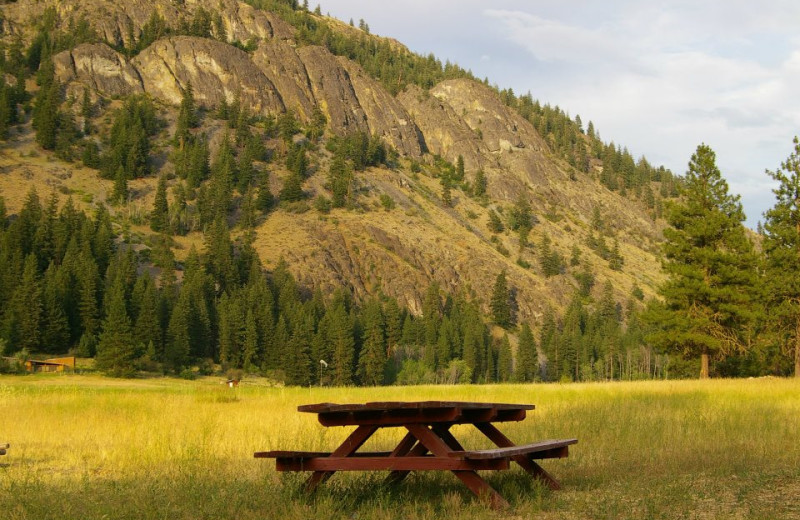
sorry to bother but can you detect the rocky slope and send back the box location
[0,0,668,323]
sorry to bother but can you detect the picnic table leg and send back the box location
[474,422,561,490]
[385,424,459,485]
[305,424,378,492]
[405,424,509,509]
[384,431,428,485]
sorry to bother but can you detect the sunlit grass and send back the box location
[1,375,799,519]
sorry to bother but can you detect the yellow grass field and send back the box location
[1,375,799,519]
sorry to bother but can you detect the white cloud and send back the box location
[319,0,800,225]
[482,4,800,224]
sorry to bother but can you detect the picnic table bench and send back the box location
[255,401,577,509]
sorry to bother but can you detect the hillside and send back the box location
[0,0,682,383]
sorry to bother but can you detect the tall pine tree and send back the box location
[763,136,800,377]
[644,144,759,378]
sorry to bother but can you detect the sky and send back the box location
[317,1,800,227]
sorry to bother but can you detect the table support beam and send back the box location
[305,424,378,492]
[405,424,508,509]
[475,422,561,490]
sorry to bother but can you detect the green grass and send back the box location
[1,376,799,519]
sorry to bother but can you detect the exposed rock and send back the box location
[253,40,317,121]
[213,0,295,42]
[0,0,293,48]
[53,43,144,98]
[132,36,284,113]
[398,84,488,170]
[296,45,368,136]
[339,58,422,157]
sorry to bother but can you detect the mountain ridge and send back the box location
[0,0,672,325]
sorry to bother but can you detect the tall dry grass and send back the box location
[1,375,799,519]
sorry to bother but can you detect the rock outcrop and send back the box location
[0,0,294,48]
[53,43,144,98]
[398,84,488,170]
[132,36,284,113]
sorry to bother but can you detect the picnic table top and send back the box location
[298,401,535,414]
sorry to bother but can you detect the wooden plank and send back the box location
[275,456,509,472]
[255,451,393,459]
[453,470,510,510]
[298,401,534,414]
[448,439,578,460]
[317,407,461,427]
[385,433,430,485]
[406,424,509,509]
[474,423,567,490]
[304,424,378,492]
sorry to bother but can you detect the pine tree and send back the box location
[490,271,511,328]
[328,300,355,385]
[763,136,800,377]
[644,144,760,378]
[112,166,128,205]
[497,334,513,382]
[41,263,70,353]
[4,254,42,352]
[455,155,465,182]
[279,170,305,202]
[514,322,537,382]
[96,277,137,377]
[358,298,386,385]
[473,169,487,197]
[150,175,169,232]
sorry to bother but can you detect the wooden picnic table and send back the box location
[255,401,577,509]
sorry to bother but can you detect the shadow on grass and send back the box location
[2,467,555,520]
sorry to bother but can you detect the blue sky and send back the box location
[318,1,800,227]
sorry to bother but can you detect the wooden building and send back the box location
[24,357,76,373]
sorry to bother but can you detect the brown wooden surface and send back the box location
[304,424,377,492]
[298,401,535,414]
[275,456,510,472]
[309,402,530,427]
[474,422,564,490]
[448,439,578,460]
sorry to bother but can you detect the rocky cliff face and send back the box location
[133,36,284,113]
[0,0,293,48]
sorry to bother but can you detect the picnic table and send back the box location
[255,401,577,508]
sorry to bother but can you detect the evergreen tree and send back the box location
[358,298,386,385]
[96,277,137,377]
[455,155,465,182]
[497,334,512,382]
[279,170,305,202]
[763,136,800,377]
[514,322,537,382]
[2,254,42,352]
[150,175,169,232]
[644,144,759,378]
[473,169,487,197]
[175,82,198,147]
[41,263,70,353]
[328,299,355,385]
[490,271,511,328]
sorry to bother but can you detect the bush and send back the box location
[379,193,395,210]
[396,359,435,385]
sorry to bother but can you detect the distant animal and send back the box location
[226,379,240,388]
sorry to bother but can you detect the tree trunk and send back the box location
[795,325,800,378]
[700,353,710,379]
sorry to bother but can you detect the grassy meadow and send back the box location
[1,375,799,520]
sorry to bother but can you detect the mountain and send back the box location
[0,0,675,327]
